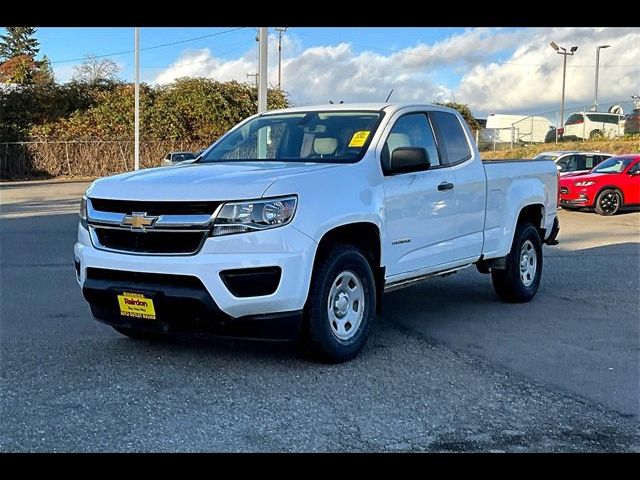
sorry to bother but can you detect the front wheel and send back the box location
[303,244,376,363]
[491,222,543,303]
[595,189,621,216]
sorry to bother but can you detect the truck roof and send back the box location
[263,102,448,115]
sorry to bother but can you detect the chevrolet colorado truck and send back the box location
[75,103,559,362]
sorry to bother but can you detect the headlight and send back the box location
[211,196,297,237]
[575,181,596,186]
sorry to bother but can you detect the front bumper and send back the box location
[74,223,317,337]
[83,272,303,340]
[559,187,593,208]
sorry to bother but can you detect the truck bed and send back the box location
[481,158,558,259]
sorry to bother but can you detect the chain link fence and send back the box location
[476,97,637,152]
[0,139,205,179]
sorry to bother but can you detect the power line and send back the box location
[50,27,248,64]
[140,40,256,71]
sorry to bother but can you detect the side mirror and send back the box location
[387,147,431,174]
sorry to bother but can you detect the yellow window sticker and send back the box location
[348,131,371,148]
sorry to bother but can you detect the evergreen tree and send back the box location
[0,27,40,61]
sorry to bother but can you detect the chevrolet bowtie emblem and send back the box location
[121,212,157,231]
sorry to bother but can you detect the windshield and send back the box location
[591,157,634,174]
[200,111,382,164]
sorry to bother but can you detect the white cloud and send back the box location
[153,27,640,117]
[53,64,77,83]
[455,27,640,116]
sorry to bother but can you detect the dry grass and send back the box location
[482,136,640,159]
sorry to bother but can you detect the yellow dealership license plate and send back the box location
[117,292,156,320]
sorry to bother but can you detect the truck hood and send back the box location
[560,171,618,186]
[87,161,340,201]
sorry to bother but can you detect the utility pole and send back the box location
[593,45,610,111]
[275,27,287,90]
[134,27,140,171]
[550,42,578,141]
[257,27,268,113]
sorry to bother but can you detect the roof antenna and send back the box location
[385,89,394,102]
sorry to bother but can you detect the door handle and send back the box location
[438,181,455,191]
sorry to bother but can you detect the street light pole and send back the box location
[550,42,578,142]
[134,27,140,171]
[275,27,287,90]
[257,27,268,114]
[593,45,610,111]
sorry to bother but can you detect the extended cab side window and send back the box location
[429,111,472,165]
[381,113,441,171]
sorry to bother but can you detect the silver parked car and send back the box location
[533,151,612,176]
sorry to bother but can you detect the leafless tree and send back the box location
[73,55,119,84]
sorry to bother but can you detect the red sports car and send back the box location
[559,154,640,215]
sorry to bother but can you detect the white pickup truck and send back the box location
[75,103,559,362]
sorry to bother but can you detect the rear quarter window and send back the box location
[586,113,621,124]
[565,113,584,125]
[430,111,472,165]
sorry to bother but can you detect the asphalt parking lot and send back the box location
[1,180,639,452]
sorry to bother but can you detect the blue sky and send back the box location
[21,27,640,118]
[39,27,470,83]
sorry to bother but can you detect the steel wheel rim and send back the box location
[327,270,365,341]
[519,240,537,287]
[600,192,619,214]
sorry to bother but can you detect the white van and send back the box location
[562,112,624,140]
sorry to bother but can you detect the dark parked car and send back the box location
[161,151,196,166]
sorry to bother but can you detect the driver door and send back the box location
[381,112,458,277]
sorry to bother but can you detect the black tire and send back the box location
[595,189,621,216]
[303,244,376,363]
[589,129,604,139]
[112,326,159,340]
[491,222,543,303]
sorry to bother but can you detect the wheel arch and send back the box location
[595,185,625,206]
[308,222,384,312]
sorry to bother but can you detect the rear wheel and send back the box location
[589,129,604,139]
[595,189,621,216]
[491,222,543,303]
[303,244,376,363]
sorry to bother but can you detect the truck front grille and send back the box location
[89,199,220,216]
[87,198,218,255]
[92,228,206,255]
